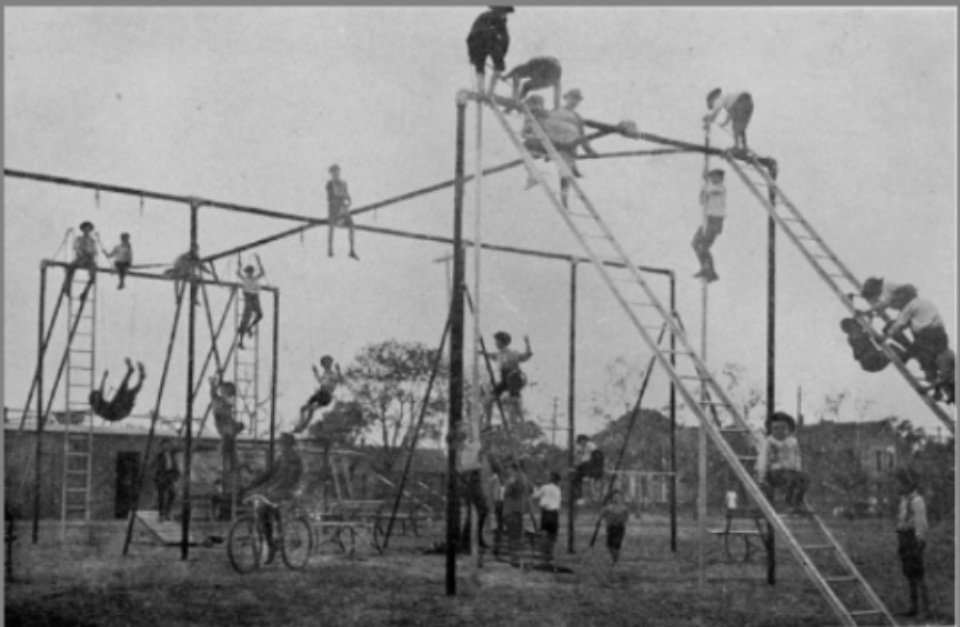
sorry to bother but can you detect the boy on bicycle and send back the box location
[243,433,304,563]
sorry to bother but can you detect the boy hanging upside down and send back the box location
[88,358,146,422]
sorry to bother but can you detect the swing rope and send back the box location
[121,281,188,555]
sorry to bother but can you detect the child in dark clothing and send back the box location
[466,6,514,97]
[88,358,146,422]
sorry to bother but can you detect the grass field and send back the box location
[4,512,955,626]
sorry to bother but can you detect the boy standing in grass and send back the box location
[599,490,630,565]
[895,468,929,619]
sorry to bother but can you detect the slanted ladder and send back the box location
[728,155,954,435]
[483,95,895,626]
[61,276,97,532]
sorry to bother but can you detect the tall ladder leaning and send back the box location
[481,94,896,626]
[61,275,97,540]
[727,156,955,435]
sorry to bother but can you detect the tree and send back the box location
[345,340,448,474]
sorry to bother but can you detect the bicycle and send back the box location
[227,493,314,574]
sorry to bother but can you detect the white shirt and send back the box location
[700,180,727,218]
[533,483,562,511]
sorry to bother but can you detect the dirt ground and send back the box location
[4,513,955,627]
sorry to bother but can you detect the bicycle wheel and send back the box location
[228,515,263,574]
[280,516,314,570]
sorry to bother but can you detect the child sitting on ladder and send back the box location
[102,231,133,290]
[483,332,532,429]
[62,220,99,298]
[236,254,265,349]
[88,358,146,422]
[294,355,344,434]
[692,167,726,283]
[757,411,809,515]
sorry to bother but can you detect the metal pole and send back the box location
[669,271,677,552]
[181,202,199,560]
[447,93,468,596]
[32,262,47,543]
[567,259,577,554]
[269,290,279,469]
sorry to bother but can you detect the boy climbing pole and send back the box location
[294,355,344,434]
[88,358,146,422]
[466,6,514,98]
[62,220,99,298]
[325,164,359,260]
[692,167,726,283]
[703,88,754,155]
[236,254,265,349]
[502,56,561,110]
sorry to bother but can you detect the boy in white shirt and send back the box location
[757,412,809,514]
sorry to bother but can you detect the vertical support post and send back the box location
[446,93,468,596]
[669,271,677,552]
[269,290,279,470]
[181,201,199,560]
[32,262,48,543]
[566,258,578,554]
[765,161,779,586]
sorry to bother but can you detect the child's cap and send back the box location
[860,277,883,300]
[493,331,511,345]
[706,87,722,107]
[708,168,725,178]
[563,88,583,102]
[765,411,797,434]
[79,221,94,232]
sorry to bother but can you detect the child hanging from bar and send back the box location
[502,56,561,111]
[598,489,630,565]
[62,220,99,298]
[88,358,146,422]
[466,6,514,98]
[102,232,133,290]
[482,332,533,429]
[236,254,265,349]
[325,164,359,260]
[757,411,809,515]
[692,167,726,283]
[294,355,345,434]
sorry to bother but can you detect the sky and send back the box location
[3,7,957,444]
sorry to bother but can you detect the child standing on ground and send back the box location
[532,471,562,560]
[702,88,754,154]
[325,164,359,260]
[63,221,99,297]
[757,411,809,514]
[294,355,344,434]
[236,255,265,349]
[692,168,726,283]
[895,468,929,618]
[466,6,513,97]
[599,490,630,565]
[102,232,133,290]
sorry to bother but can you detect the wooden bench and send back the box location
[707,508,771,563]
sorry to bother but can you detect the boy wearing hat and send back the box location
[502,56,561,110]
[62,220,99,297]
[235,254,265,349]
[325,164,358,260]
[756,411,808,514]
[702,88,754,153]
[894,468,929,618]
[102,232,133,289]
[692,167,726,282]
[466,6,514,97]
